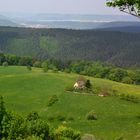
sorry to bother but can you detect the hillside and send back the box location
[100,22,140,33]
[0,66,140,140]
[7,13,139,29]
[0,27,140,67]
[101,26,140,33]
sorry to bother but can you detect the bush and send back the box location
[54,126,81,140]
[0,96,50,140]
[27,65,32,71]
[86,110,97,120]
[0,97,82,140]
[2,61,8,67]
[85,80,92,89]
[52,67,58,73]
[26,111,40,121]
[47,114,66,122]
[41,62,48,72]
[56,114,66,122]
[33,61,42,68]
[1,111,50,140]
[26,119,50,140]
[48,95,59,106]
[120,94,139,103]
[64,68,71,73]
[122,77,133,84]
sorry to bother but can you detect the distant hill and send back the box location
[101,21,140,28]
[101,26,140,33]
[0,15,18,27]
[99,21,140,33]
[4,13,139,30]
[1,13,140,32]
[0,26,140,67]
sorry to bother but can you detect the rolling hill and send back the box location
[0,66,140,140]
[0,27,140,67]
[100,21,140,33]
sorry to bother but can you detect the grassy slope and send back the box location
[0,66,140,140]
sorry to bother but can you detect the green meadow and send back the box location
[0,66,140,140]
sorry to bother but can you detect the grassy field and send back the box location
[0,66,140,140]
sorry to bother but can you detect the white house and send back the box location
[74,80,85,90]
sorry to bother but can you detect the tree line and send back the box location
[1,53,140,85]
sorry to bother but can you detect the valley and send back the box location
[0,27,140,67]
[0,12,140,140]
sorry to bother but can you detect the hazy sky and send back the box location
[0,0,123,15]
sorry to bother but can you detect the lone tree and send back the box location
[106,0,140,18]
[85,80,92,89]
[42,62,48,72]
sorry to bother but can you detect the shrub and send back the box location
[56,114,66,122]
[27,65,32,71]
[0,100,50,140]
[64,68,71,73]
[85,80,92,89]
[120,94,139,103]
[92,86,100,94]
[48,95,59,106]
[2,61,8,67]
[54,126,81,140]
[26,111,40,121]
[112,90,118,97]
[33,61,42,68]
[27,119,50,140]
[0,97,82,140]
[122,77,133,84]
[0,96,6,127]
[86,110,97,120]
[41,62,48,72]
[48,113,66,122]
[52,67,58,73]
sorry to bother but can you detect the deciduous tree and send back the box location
[106,0,140,18]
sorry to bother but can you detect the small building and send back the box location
[74,80,85,90]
